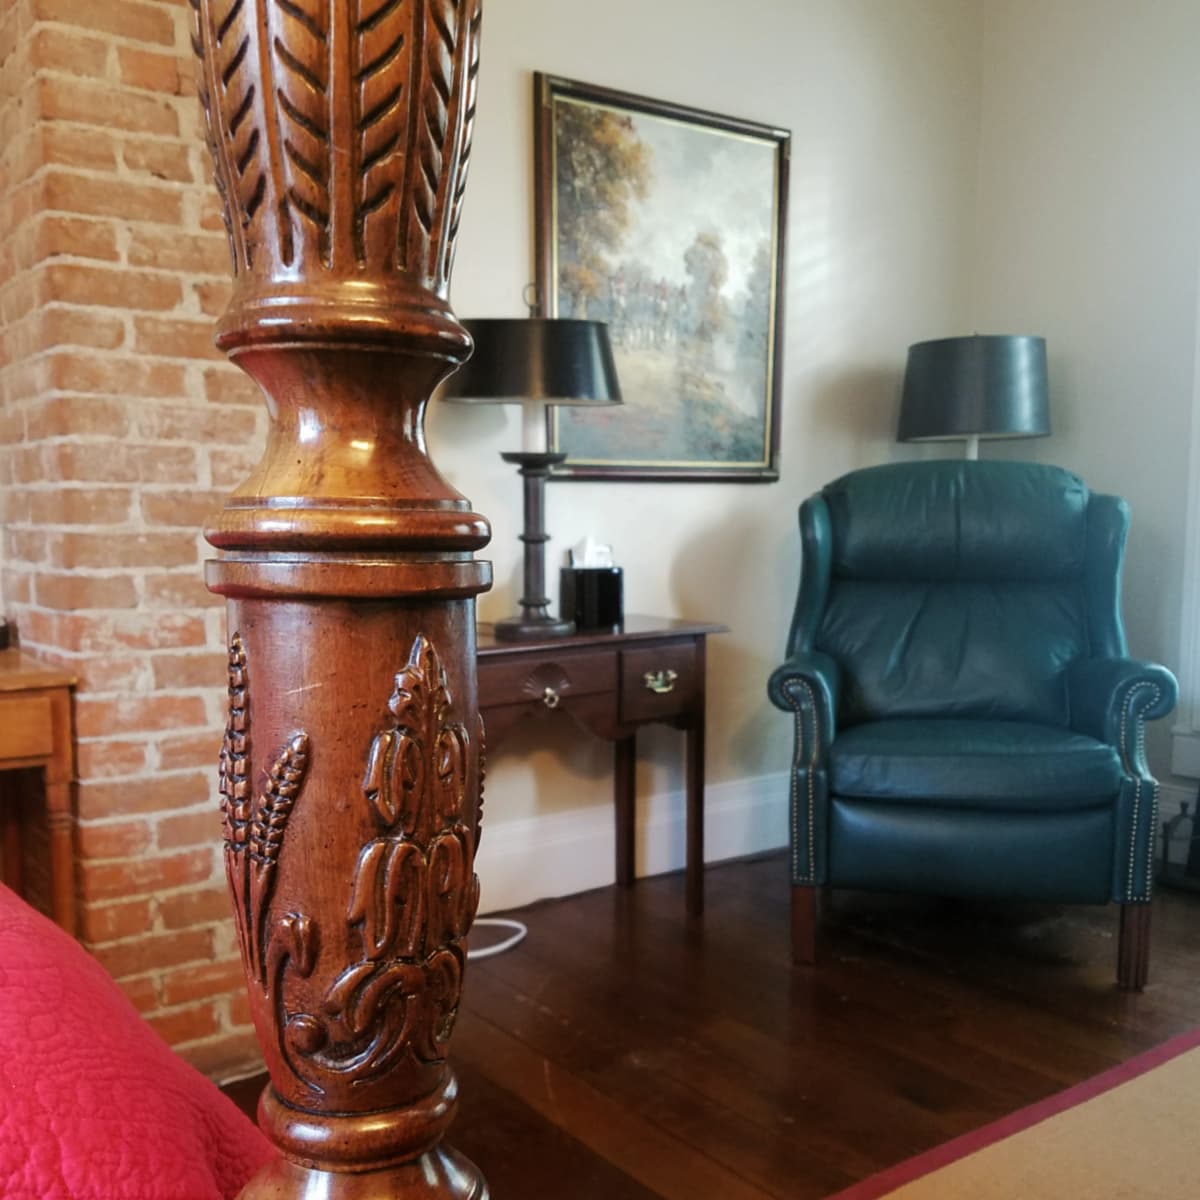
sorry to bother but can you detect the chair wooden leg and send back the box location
[1117,902,1152,991]
[792,884,818,965]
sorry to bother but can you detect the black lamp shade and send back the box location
[442,318,622,407]
[898,334,1050,442]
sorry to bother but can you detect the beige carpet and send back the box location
[828,1030,1200,1199]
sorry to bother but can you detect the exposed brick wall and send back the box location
[0,0,267,1079]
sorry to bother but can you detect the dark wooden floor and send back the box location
[224,852,1200,1198]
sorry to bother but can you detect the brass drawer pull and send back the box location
[643,669,678,695]
[542,686,561,709]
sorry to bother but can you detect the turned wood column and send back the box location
[191,3,490,1196]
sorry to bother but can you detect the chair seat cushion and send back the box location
[829,719,1123,810]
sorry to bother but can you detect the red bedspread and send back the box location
[0,884,272,1199]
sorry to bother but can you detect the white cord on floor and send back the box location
[468,917,528,960]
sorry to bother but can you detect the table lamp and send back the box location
[443,317,622,640]
[898,334,1050,459]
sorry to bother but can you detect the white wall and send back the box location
[427,0,985,910]
[972,0,1200,779]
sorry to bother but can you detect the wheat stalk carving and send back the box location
[248,733,311,982]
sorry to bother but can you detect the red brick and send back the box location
[116,975,160,1014]
[79,897,154,944]
[210,447,261,489]
[137,403,258,444]
[144,571,223,609]
[64,610,208,654]
[47,353,187,400]
[24,396,130,439]
[155,726,223,772]
[40,263,183,311]
[128,230,231,275]
[76,818,154,860]
[151,651,225,691]
[198,191,227,234]
[76,693,209,739]
[140,488,225,528]
[29,27,109,77]
[76,738,151,779]
[227,988,253,1028]
[35,572,139,610]
[43,170,183,226]
[73,653,154,692]
[91,927,214,980]
[160,958,246,1008]
[147,1000,223,1047]
[33,0,176,48]
[80,847,216,901]
[118,45,181,95]
[34,215,120,263]
[194,279,232,316]
[203,367,261,406]
[54,529,199,570]
[37,76,179,137]
[133,316,219,360]
[158,807,220,850]
[122,139,194,184]
[40,125,119,172]
[35,307,126,352]
[158,885,235,931]
[47,442,197,484]
[27,486,134,525]
[77,769,212,820]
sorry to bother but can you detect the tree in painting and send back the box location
[549,89,783,474]
[554,104,652,319]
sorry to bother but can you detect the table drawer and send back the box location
[0,694,54,762]
[478,647,617,710]
[619,642,699,723]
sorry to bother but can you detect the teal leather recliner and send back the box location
[768,461,1177,989]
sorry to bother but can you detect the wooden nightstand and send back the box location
[0,649,77,934]
[477,615,727,914]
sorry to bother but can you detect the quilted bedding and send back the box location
[0,883,272,1200]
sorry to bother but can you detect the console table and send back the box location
[477,615,726,914]
[0,649,76,933]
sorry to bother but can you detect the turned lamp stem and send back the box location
[443,318,622,641]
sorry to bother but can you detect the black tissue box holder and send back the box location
[561,567,623,632]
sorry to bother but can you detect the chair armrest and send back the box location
[1067,657,1178,773]
[768,651,840,760]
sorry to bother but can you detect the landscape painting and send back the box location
[535,74,790,481]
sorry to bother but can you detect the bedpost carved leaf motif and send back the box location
[190,0,483,290]
[278,633,479,1091]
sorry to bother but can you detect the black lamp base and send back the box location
[493,613,575,642]
[495,450,575,641]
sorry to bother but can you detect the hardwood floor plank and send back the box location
[223,852,1200,1199]
[454,1009,778,1200]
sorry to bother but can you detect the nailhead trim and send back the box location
[784,678,819,884]
[1120,682,1161,903]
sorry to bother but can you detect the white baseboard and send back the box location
[475,772,789,914]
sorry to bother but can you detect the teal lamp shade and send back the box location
[898,335,1050,447]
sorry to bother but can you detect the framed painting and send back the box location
[534,72,789,482]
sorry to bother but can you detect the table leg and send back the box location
[615,734,637,887]
[686,713,705,916]
[46,788,76,936]
[1,774,22,896]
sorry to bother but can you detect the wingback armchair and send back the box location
[768,461,1177,989]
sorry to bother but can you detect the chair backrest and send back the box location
[791,461,1129,726]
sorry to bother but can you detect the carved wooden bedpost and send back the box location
[191,3,490,1196]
